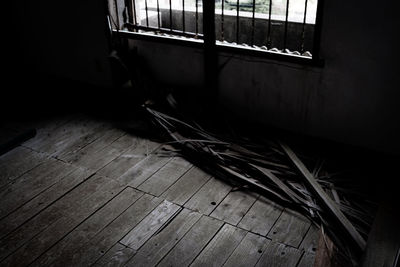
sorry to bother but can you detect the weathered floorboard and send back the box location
[210,190,258,225]
[161,167,211,205]
[238,196,283,236]
[0,146,47,188]
[93,243,136,267]
[126,208,202,267]
[52,194,162,266]
[184,177,232,215]
[223,232,270,267]
[138,157,192,196]
[191,224,247,267]
[32,187,143,266]
[1,177,126,266]
[255,241,302,267]
[0,175,111,261]
[157,216,223,267]
[267,208,311,247]
[0,167,94,240]
[120,200,181,250]
[297,252,316,267]
[97,138,161,179]
[0,158,75,219]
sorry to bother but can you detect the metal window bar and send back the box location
[117,0,322,61]
[251,0,256,46]
[267,0,272,47]
[300,0,308,52]
[131,0,137,25]
[236,0,239,43]
[169,0,173,31]
[157,0,161,29]
[182,0,185,33]
[144,0,149,27]
[221,0,225,41]
[283,0,290,50]
[195,0,199,36]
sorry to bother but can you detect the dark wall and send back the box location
[127,0,400,154]
[4,0,400,154]
[4,0,113,119]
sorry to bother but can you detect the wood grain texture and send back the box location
[120,153,172,187]
[0,158,75,219]
[120,200,181,250]
[210,190,258,225]
[267,208,311,247]
[158,216,223,267]
[126,208,202,267]
[297,252,316,267]
[138,157,192,196]
[97,138,161,179]
[162,167,211,205]
[255,241,302,267]
[1,177,126,266]
[0,175,111,261]
[0,146,46,188]
[238,196,283,236]
[300,224,320,253]
[0,167,94,240]
[184,177,232,215]
[93,243,136,267]
[51,194,162,266]
[223,232,270,267]
[32,187,142,266]
[191,224,247,267]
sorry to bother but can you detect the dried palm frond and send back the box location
[143,105,377,265]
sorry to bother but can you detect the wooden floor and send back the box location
[0,115,319,267]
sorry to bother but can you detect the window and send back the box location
[107,0,323,62]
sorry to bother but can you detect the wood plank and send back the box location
[157,216,223,267]
[1,177,126,266]
[0,146,47,188]
[50,194,163,266]
[191,224,247,267]
[297,252,316,267]
[120,200,181,250]
[184,177,232,215]
[238,196,283,236]
[0,158,76,219]
[280,142,366,250]
[299,224,320,253]
[126,208,202,267]
[55,122,113,159]
[138,157,192,196]
[255,241,302,267]
[223,232,270,267]
[93,243,136,267]
[32,118,103,155]
[161,167,211,205]
[122,154,172,187]
[0,167,94,240]
[63,129,130,171]
[22,115,76,149]
[0,175,111,261]
[267,208,311,247]
[97,138,161,179]
[210,190,258,225]
[32,187,143,266]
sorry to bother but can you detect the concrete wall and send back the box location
[129,0,400,154]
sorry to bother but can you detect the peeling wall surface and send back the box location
[10,0,400,154]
